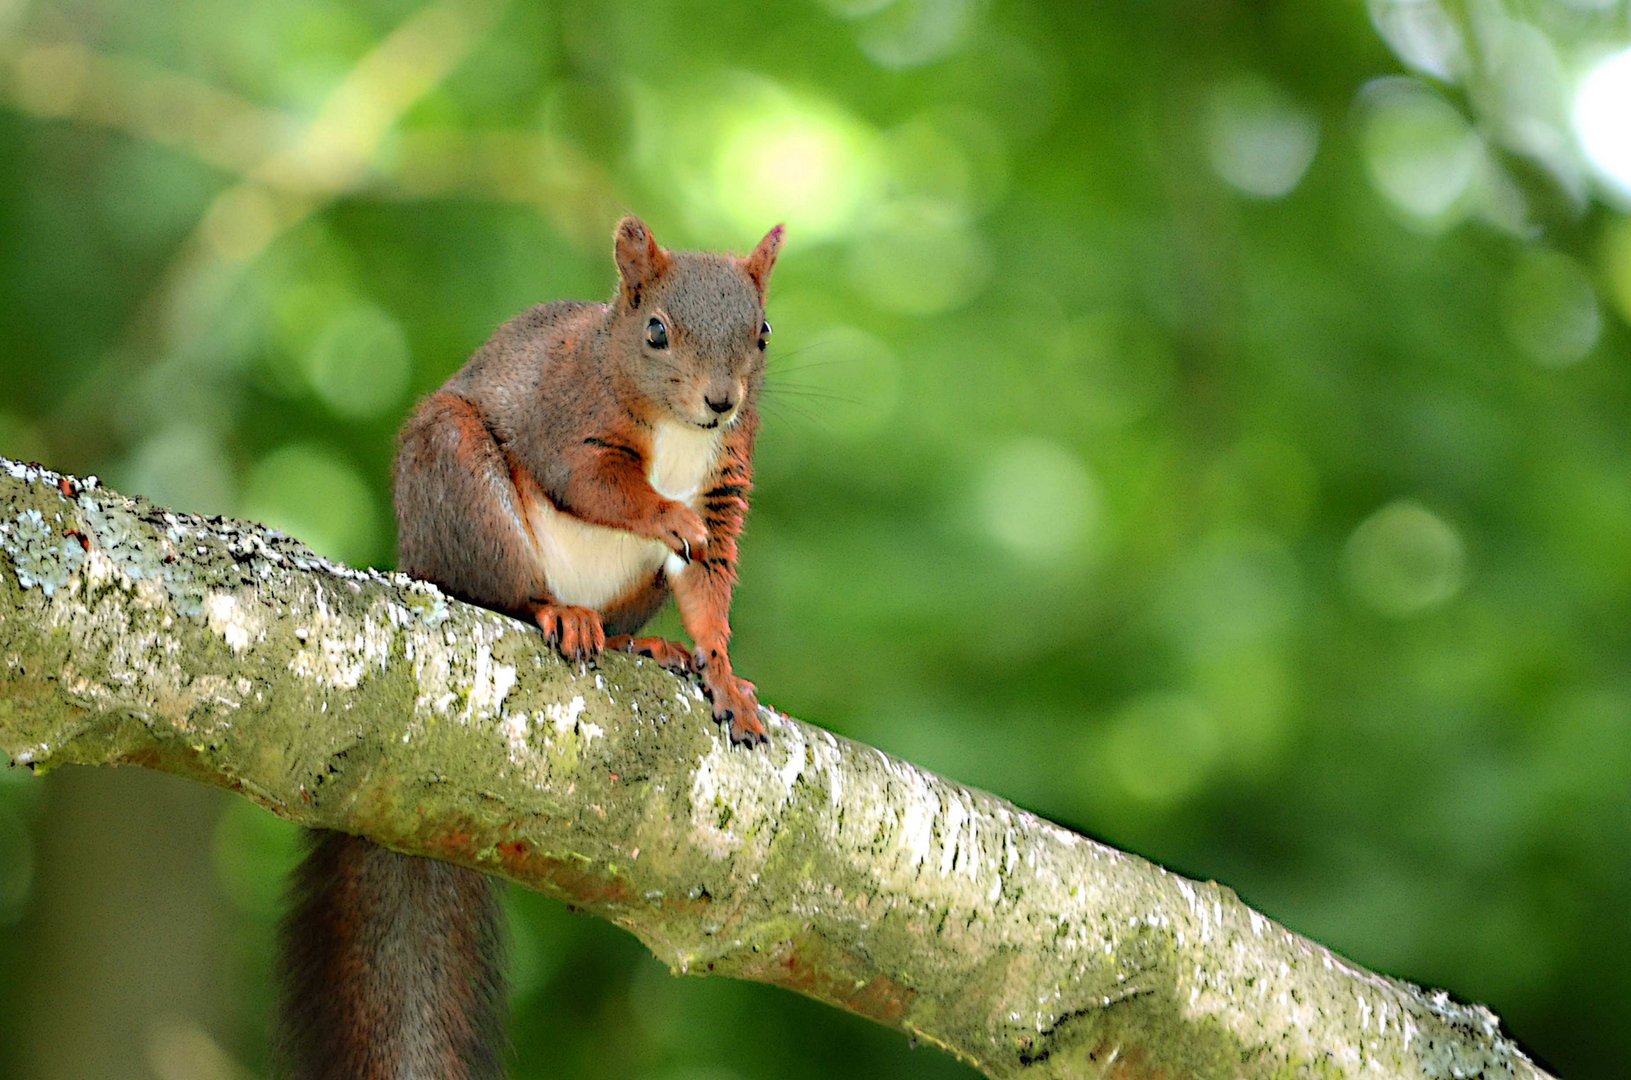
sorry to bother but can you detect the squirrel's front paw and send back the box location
[529,603,606,663]
[698,664,765,746]
[652,501,707,563]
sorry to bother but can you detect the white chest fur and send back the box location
[647,420,723,504]
[523,421,722,609]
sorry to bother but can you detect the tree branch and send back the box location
[0,458,1550,1080]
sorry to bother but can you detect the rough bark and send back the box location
[0,457,1551,1080]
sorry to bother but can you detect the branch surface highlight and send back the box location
[0,458,1550,1080]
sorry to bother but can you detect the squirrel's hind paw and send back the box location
[607,635,694,672]
[530,603,606,663]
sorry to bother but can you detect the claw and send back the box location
[726,712,768,747]
[530,603,606,664]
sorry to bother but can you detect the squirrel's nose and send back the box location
[705,394,736,415]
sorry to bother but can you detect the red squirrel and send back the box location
[277,216,782,1079]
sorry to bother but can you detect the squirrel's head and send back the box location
[608,216,783,431]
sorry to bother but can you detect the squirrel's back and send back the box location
[446,299,604,417]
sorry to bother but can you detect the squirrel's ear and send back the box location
[741,224,784,300]
[614,215,670,309]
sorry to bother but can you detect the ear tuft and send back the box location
[741,223,784,299]
[614,215,670,309]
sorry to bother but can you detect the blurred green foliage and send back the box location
[2,0,1630,1077]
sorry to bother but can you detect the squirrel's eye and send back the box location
[645,317,669,350]
[757,320,771,351]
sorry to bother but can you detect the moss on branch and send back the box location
[0,458,1551,1080]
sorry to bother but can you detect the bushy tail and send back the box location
[277,830,507,1080]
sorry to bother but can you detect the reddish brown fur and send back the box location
[668,412,764,738]
[605,634,694,671]
[396,215,780,739]
[279,217,781,1078]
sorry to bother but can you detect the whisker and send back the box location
[758,395,830,431]
[766,343,824,363]
[768,344,859,366]
[767,338,871,368]
[768,361,866,381]
[766,381,858,393]
[763,386,864,406]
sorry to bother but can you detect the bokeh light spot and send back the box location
[1161,535,1304,656]
[1574,47,1631,202]
[852,0,976,70]
[708,83,881,244]
[301,304,411,419]
[973,439,1101,568]
[1500,248,1601,368]
[1105,693,1223,807]
[884,108,1009,216]
[121,426,237,518]
[1367,0,1466,81]
[1205,75,1320,200]
[241,443,380,566]
[848,203,988,315]
[1360,78,1482,226]
[1343,500,1467,617]
[1193,649,1294,773]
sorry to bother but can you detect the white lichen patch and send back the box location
[897,786,939,870]
[688,753,743,859]
[792,727,847,809]
[1118,861,1535,1080]
[202,592,259,652]
[398,579,450,626]
[777,730,807,789]
[687,724,810,861]
[883,757,942,872]
[546,695,587,734]
[288,586,394,690]
[466,657,517,718]
[940,793,981,878]
[0,507,84,596]
[501,709,531,758]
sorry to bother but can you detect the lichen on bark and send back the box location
[0,459,1552,1080]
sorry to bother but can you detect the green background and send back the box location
[2,0,1629,1077]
